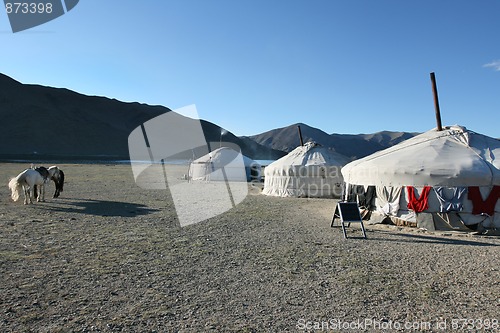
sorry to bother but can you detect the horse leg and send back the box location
[52,181,56,198]
[40,184,45,202]
[29,186,34,204]
[23,186,27,205]
[36,184,45,202]
[53,179,62,198]
[23,186,31,204]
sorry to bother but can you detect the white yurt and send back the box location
[189,147,261,182]
[341,125,500,232]
[262,142,350,198]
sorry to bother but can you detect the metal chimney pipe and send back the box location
[430,72,443,131]
[297,125,304,146]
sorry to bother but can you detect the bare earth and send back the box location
[0,163,499,333]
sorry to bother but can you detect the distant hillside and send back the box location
[0,73,284,161]
[248,123,419,160]
[0,73,420,162]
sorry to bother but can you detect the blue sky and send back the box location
[1,0,499,137]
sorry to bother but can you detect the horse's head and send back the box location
[48,166,59,179]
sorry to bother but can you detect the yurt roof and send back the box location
[341,125,500,187]
[191,147,258,166]
[267,141,350,168]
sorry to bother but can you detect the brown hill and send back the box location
[0,73,284,161]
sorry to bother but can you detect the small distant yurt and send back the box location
[341,125,500,231]
[189,147,261,182]
[263,142,350,198]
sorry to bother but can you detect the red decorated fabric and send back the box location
[406,186,432,213]
[467,186,500,216]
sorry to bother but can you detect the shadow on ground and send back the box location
[38,198,160,217]
[370,230,499,247]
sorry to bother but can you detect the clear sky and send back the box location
[1,0,499,137]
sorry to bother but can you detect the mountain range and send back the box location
[248,123,418,160]
[0,73,418,162]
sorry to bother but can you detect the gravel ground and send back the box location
[0,163,499,333]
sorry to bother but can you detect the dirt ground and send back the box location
[0,163,499,332]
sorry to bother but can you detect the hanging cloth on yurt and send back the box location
[375,186,402,216]
[358,186,376,210]
[346,184,364,202]
[468,186,500,216]
[406,186,432,213]
[434,187,467,213]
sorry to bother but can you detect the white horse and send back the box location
[8,168,49,204]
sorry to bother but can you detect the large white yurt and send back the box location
[262,142,350,198]
[189,147,261,182]
[341,125,500,232]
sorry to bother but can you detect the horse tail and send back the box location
[8,174,24,202]
[59,170,65,192]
